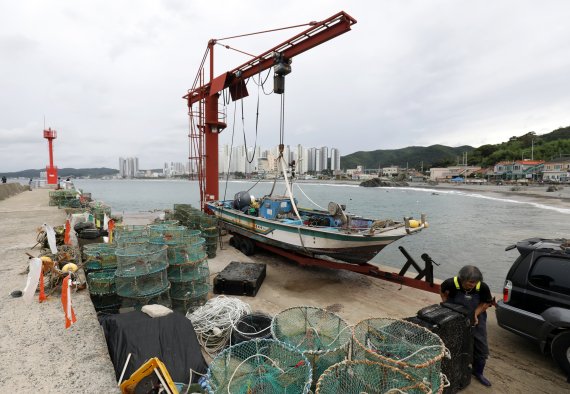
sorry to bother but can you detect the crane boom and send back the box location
[184,11,356,104]
[184,11,356,208]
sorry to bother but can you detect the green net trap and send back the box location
[315,360,430,394]
[115,266,169,297]
[49,190,79,207]
[87,270,116,295]
[120,284,171,310]
[170,280,210,300]
[115,244,168,276]
[352,318,445,393]
[83,243,117,270]
[148,224,189,243]
[271,306,352,383]
[171,285,210,314]
[114,224,148,238]
[167,258,209,282]
[149,233,205,265]
[206,339,312,394]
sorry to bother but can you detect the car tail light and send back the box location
[503,280,512,303]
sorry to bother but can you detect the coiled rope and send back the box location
[188,296,251,357]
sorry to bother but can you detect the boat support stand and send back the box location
[253,242,442,294]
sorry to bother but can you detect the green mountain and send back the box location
[340,125,570,170]
[468,126,570,167]
[340,145,474,170]
[1,167,119,178]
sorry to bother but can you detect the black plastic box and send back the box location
[406,303,473,394]
[213,261,267,297]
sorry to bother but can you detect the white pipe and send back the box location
[280,157,302,222]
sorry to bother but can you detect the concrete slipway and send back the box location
[0,188,566,393]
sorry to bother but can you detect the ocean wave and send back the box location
[401,187,570,215]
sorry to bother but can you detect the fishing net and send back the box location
[120,284,172,310]
[87,270,116,295]
[231,312,273,345]
[206,339,312,394]
[271,306,352,383]
[315,360,430,394]
[352,318,445,393]
[115,244,168,276]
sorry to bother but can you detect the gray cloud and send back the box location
[1,0,570,172]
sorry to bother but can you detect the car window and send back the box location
[529,256,570,295]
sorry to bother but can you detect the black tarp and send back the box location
[100,311,207,384]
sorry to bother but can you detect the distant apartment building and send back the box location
[330,148,341,172]
[163,161,187,177]
[217,143,342,175]
[119,157,139,178]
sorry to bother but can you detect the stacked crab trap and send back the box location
[148,224,210,314]
[84,243,120,312]
[114,243,171,309]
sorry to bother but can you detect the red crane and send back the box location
[43,127,58,185]
[184,11,357,209]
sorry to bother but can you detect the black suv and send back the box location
[495,238,570,378]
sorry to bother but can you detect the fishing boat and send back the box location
[206,191,427,265]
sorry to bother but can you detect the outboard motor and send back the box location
[233,191,252,210]
[328,202,348,226]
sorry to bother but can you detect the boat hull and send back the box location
[207,203,411,265]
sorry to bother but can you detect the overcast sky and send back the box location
[1,1,570,172]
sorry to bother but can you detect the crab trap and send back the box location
[120,284,172,310]
[271,306,352,383]
[87,270,116,295]
[115,244,168,276]
[315,360,430,394]
[205,339,312,394]
[352,317,446,394]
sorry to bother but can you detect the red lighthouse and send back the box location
[43,127,58,185]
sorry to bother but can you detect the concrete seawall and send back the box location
[0,189,119,393]
[0,182,29,201]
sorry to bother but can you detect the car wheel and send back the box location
[551,331,570,377]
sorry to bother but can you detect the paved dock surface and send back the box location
[0,189,119,393]
[207,237,568,393]
[0,189,566,393]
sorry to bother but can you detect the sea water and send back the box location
[74,179,569,291]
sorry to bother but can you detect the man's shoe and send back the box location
[474,373,492,387]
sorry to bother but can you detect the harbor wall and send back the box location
[0,182,29,201]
